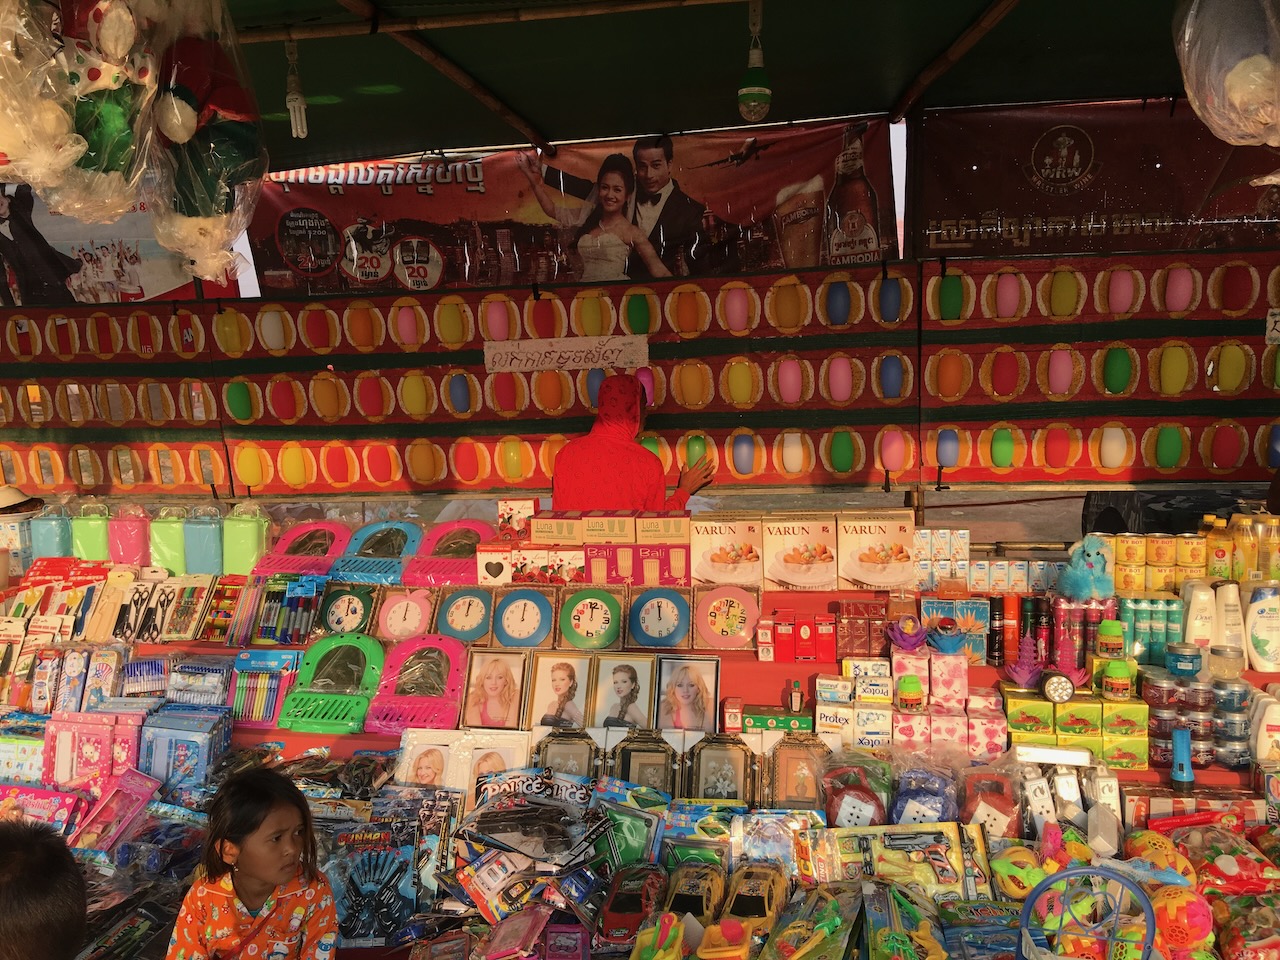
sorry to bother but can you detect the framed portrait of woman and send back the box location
[591,654,655,729]
[686,733,755,805]
[527,652,593,730]
[654,656,719,733]
[452,731,533,811]
[532,728,601,779]
[393,729,468,787]
[463,651,527,730]
[610,728,680,797]
[763,731,832,810]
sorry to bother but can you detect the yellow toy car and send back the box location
[720,861,789,928]
[664,862,727,926]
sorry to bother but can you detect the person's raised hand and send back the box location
[677,455,715,497]
[514,150,539,180]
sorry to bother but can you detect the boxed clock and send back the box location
[690,513,763,589]
[762,513,837,592]
[836,510,915,590]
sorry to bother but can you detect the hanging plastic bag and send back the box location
[39,0,159,221]
[144,0,266,282]
[1175,0,1280,181]
[0,0,86,188]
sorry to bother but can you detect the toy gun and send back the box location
[880,833,958,884]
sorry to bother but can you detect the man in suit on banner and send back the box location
[0,184,81,306]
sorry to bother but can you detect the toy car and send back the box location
[720,862,789,928]
[663,862,727,925]
[594,864,668,953]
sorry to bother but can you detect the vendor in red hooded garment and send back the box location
[553,374,714,511]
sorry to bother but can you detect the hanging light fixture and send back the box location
[737,0,771,123]
[285,39,308,139]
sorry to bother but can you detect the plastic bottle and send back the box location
[1230,514,1259,582]
[1261,517,1280,582]
[1206,519,1233,580]
[1197,513,1219,537]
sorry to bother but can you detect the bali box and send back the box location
[763,514,837,592]
[690,513,763,588]
[837,510,914,590]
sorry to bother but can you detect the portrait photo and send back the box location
[655,656,719,733]
[453,732,532,811]
[528,653,593,730]
[591,655,655,729]
[463,651,527,730]
[393,729,466,786]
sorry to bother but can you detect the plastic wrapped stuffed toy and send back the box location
[1057,535,1115,603]
[40,0,158,221]
[1176,0,1280,181]
[146,0,266,282]
[0,0,85,188]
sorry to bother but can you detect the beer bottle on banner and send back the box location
[827,124,880,266]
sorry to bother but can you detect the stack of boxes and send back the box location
[1001,684,1149,770]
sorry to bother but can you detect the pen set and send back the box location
[229,648,300,726]
[165,656,234,706]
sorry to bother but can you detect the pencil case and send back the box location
[30,505,71,559]
[223,503,270,576]
[184,506,223,576]
[109,503,151,566]
[70,501,109,561]
[150,507,187,575]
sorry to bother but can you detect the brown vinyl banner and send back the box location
[248,120,896,297]
[913,100,1280,258]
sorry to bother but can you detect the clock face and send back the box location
[629,589,690,648]
[446,595,487,632]
[324,592,369,632]
[380,591,431,639]
[706,598,747,637]
[501,599,543,640]
[571,599,612,637]
[695,587,759,649]
[639,598,681,638]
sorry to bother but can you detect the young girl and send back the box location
[411,748,445,786]
[656,663,712,732]
[166,768,337,960]
[601,664,646,728]
[539,662,584,728]
[464,657,520,728]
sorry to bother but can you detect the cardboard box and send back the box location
[989,560,1009,592]
[635,513,690,545]
[583,544,690,586]
[855,675,892,702]
[1055,697,1102,737]
[509,546,549,584]
[968,560,990,592]
[930,652,969,706]
[1101,736,1149,771]
[1123,785,1269,829]
[531,513,584,546]
[968,688,1003,712]
[1102,701,1149,738]
[950,529,970,562]
[1009,560,1029,594]
[1003,688,1055,734]
[815,674,854,703]
[582,513,636,544]
[1056,734,1104,760]
[815,702,855,745]
[764,514,837,591]
[928,708,967,748]
[853,702,893,743]
[968,711,1008,761]
[743,706,812,732]
[892,711,929,747]
[496,499,537,542]
[912,529,931,562]
[0,516,33,578]
[836,510,914,590]
[1008,731,1057,746]
[929,528,951,562]
[476,543,512,586]
[546,548,585,586]
[841,657,891,679]
[690,513,763,588]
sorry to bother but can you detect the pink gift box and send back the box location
[967,710,1008,762]
[929,695,966,714]
[967,687,1002,713]
[893,711,931,745]
[584,544,690,586]
[890,649,930,697]
[929,652,969,704]
[928,707,968,746]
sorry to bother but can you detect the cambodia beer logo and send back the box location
[1024,125,1100,195]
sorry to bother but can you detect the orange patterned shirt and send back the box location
[165,870,338,960]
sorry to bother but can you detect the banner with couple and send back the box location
[247,119,896,297]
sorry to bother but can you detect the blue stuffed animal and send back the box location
[1057,534,1115,601]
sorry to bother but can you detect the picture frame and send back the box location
[654,655,720,733]
[591,654,656,729]
[526,652,593,731]
[610,728,680,797]
[462,650,527,730]
[451,731,533,811]
[686,733,755,804]
[393,728,469,788]
[764,731,832,809]
[532,728,601,779]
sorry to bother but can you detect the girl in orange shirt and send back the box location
[166,768,337,960]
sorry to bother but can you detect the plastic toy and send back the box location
[595,865,668,954]
[252,520,351,575]
[330,521,425,584]
[276,632,385,734]
[961,771,1019,839]
[773,896,842,960]
[1151,886,1215,960]
[697,919,760,960]
[631,912,682,960]
[721,862,789,928]
[403,519,497,587]
[1058,535,1116,602]
[663,862,726,925]
[886,614,928,651]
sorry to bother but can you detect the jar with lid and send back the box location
[1141,672,1178,709]
[1215,738,1251,769]
[1214,678,1252,713]
[1095,619,1126,658]
[1165,642,1202,678]
[1149,708,1178,738]
[1178,679,1216,712]
[1101,659,1132,701]
[1150,738,1173,767]
[1208,644,1245,680]
[1190,739,1217,768]
[1181,710,1215,739]
[1212,711,1250,740]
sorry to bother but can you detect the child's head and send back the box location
[203,767,317,884]
[472,657,517,710]
[413,748,444,785]
[0,821,87,960]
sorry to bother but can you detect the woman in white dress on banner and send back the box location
[518,151,669,282]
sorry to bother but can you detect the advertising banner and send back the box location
[248,120,896,297]
[914,101,1280,258]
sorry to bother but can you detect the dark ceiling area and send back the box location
[228,0,1189,171]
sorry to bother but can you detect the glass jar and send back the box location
[1213,711,1251,740]
[1215,738,1252,769]
[1190,739,1217,768]
[1178,680,1216,712]
[1208,644,1246,681]
[1165,642,1202,678]
[1149,708,1178,738]
[1150,737,1173,768]
[1214,679,1252,713]
[1141,672,1179,709]
[1180,710,1215,739]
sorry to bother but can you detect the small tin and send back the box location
[1212,711,1251,740]
[1165,642,1202,678]
[1149,707,1178,738]
[1215,738,1252,770]
[1178,679,1216,712]
[1146,534,1176,566]
[1150,737,1173,767]
[1141,671,1178,709]
[1175,533,1207,567]
[1145,564,1175,592]
[1208,644,1245,681]
[1181,709,1215,739]
[1116,533,1146,565]
[1115,564,1145,592]
[1190,739,1217,768]
[1213,678,1252,713]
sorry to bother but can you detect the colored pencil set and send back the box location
[229,649,300,727]
[228,573,325,646]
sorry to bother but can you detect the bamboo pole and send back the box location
[241,0,744,43]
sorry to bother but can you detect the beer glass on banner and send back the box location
[773,176,826,268]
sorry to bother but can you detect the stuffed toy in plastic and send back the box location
[1057,535,1115,602]
[0,0,85,187]
[149,3,266,282]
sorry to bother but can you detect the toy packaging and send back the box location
[321,818,417,947]
[796,821,974,899]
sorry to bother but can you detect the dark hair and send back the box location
[633,135,674,162]
[575,153,635,243]
[550,661,579,720]
[202,768,318,882]
[0,821,87,960]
